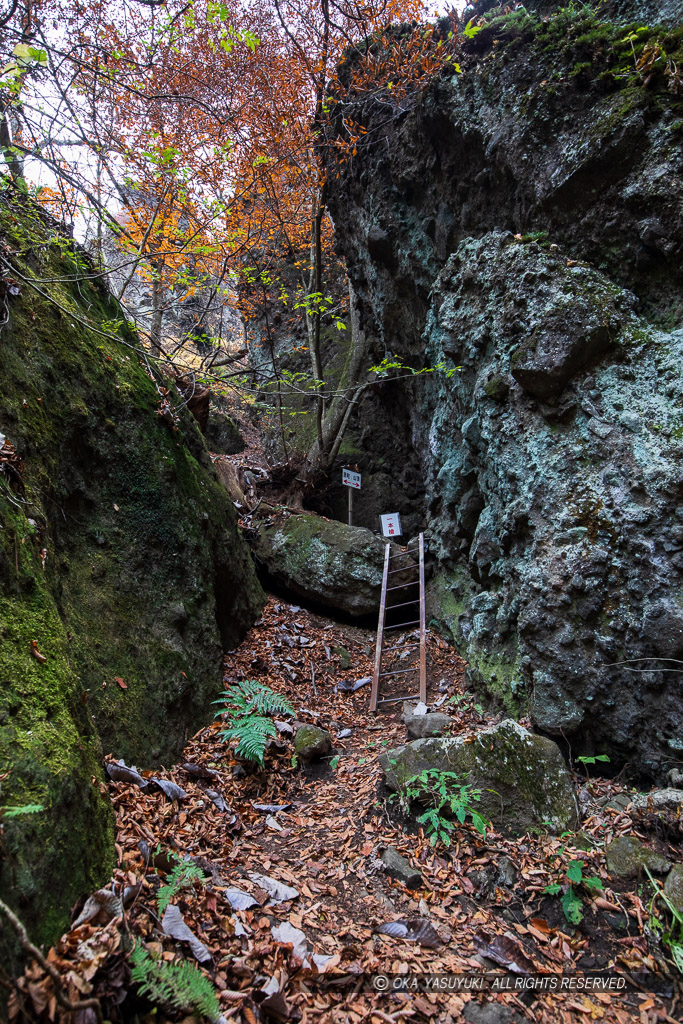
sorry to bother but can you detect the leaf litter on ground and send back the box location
[10,596,683,1024]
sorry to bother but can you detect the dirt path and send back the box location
[13,598,681,1024]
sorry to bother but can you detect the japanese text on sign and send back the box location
[342,468,361,489]
[380,513,402,538]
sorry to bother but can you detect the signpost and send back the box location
[342,467,361,526]
[380,512,402,539]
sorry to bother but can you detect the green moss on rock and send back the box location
[0,196,264,956]
[379,719,578,834]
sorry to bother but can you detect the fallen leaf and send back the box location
[271,921,310,966]
[161,904,211,962]
[114,676,127,689]
[105,759,148,788]
[224,889,259,911]
[249,873,299,903]
[151,778,187,801]
[376,919,442,949]
[181,762,220,781]
[473,931,536,974]
[71,889,123,929]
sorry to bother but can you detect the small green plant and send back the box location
[129,944,220,1020]
[393,769,489,844]
[212,680,294,766]
[447,693,484,716]
[329,755,339,769]
[575,753,610,780]
[544,859,603,924]
[157,857,206,914]
[645,866,683,972]
[0,803,45,818]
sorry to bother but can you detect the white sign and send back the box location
[380,512,402,538]
[342,468,361,490]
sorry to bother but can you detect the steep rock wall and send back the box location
[324,2,683,775]
[0,196,264,952]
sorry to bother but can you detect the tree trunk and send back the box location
[150,265,164,358]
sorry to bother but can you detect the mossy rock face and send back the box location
[0,197,264,955]
[379,719,579,834]
[205,408,245,455]
[252,513,414,617]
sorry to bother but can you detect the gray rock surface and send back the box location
[379,719,578,834]
[402,701,452,739]
[323,3,683,775]
[605,836,671,878]
[664,863,683,915]
[294,725,333,761]
[632,789,683,812]
[251,514,416,617]
[380,847,423,889]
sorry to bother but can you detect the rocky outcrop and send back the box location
[324,3,683,775]
[251,513,416,617]
[379,719,579,834]
[0,197,264,951]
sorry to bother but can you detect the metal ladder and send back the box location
[369,532,427,712]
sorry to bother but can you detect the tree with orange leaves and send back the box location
[0,0,459,476]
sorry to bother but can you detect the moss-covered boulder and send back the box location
[604,836,671,879]
[379,719,578,834]
[252,513,414,617]
[0,197,264,955]
[664,863,683,916]
[294,725,332,761]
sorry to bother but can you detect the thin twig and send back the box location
[0,897,104,1024]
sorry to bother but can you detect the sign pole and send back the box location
[348,486,353,527]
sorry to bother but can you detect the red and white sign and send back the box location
[342,468,361,489]
[380,512,402,538]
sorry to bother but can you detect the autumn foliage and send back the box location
[0,0,458,467]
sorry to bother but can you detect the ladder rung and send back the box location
[387,566,416,576]
[378,667,419,678]
[386,598,419,611]
[384,643,419,654]
[387,581,419,591]
[378,693,420,705]
[384,619,420,631]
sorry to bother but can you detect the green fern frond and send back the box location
[213,680,294,719]
[1,803,45,818]
[129,944,219,1020]
[212,680,293,766]
[157,858,206,914]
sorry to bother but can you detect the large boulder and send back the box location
[323,2,683,776]
[0,198,264,954]
[251,513,416,617]
[379,719,579,834]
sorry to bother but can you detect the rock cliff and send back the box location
[323,1,683,776]
[0,196,264,951]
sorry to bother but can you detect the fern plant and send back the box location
[0,803,45,818]
[129,944,220,1020]
[157,857,206,914]
[212,680,294,767]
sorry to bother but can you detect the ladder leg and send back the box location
[370,542,391,713]
[418,532,427,704]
